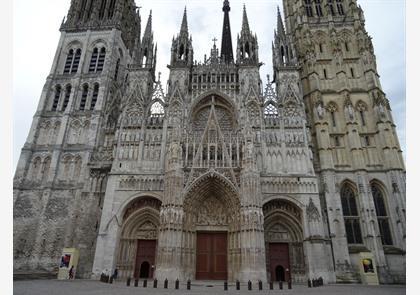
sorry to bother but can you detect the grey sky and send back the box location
[13,0,406,170]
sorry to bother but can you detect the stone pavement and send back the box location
[13,279,405,295]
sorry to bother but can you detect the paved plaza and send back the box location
[14,279,405,295]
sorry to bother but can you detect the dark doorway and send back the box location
[196,232,228,280]
[134,240,156,279]
[268,243,291,282]
[139,261,150,278]
[275,265,285,282]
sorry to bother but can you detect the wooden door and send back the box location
[196,232,227,280]
[268,243,291,282]
[134,240,156,279]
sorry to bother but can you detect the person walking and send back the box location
[68,266,74,280]
[113,268,118,280]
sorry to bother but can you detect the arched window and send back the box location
[97,47,106,72]
[280,46,285,64]
[371,184,393,245]
[330,111,336,127]
[41,157,51,184]
[80,84,89,111]
[356,102,367,126]
[89,48,98,72]
[90,83,99,110]
[71,49,81,73]
[52,85,62,111]
[315,0,323,17]
[327,102,338,127]
[341,184,363,244]
[114,58,120,81]
[63,49,74,74]
[327,0,335,16]
[336,0,345,15]
[62,85,72,111]
[64,48,81,74]
[31,157,42,180]
[89,47,106,73]
[304,0,314,17]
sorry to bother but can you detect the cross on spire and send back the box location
[212,37,218,47]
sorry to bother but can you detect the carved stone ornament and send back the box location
[343,93,355,121]
[135,221,158,240]
[196,197,229,226]
[306,198,321,222]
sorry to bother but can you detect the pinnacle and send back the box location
[277,6,285,36]
[241,4,251,35]
[144,10,153,37]
[180,6,188,36]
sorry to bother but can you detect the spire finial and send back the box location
[221,0,234,63]
[241,4,250,34]
[143,10,153,38]
[223,0,231,12]
[180,6,188,35]
[277,6,285,36]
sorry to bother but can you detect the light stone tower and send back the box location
[281,0,406,283]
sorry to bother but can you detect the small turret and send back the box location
[272,6,296,68]
[170,7,194,67]
[134,10,157,72]
[237,5,259,65]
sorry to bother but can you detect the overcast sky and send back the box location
[13,0,406,170]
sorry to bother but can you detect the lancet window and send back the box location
[304,0,314,17]
[341,184,363,244]
[51,85,61,111]
[371,183,393,245]
[62,85,72,111]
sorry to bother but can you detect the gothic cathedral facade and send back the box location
[14,0,405,284]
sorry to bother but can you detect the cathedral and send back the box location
[13,0,406,284]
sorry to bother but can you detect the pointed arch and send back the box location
[31,156,42,180]
[189,90,238,121]
[41,156,51,183]
[370,180,393,245]
[340,180,363,244]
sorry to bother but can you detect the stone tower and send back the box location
[14,0,405,285]
[281,0,405,283]
[13,0,141,277]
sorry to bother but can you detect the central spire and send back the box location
[221,0,234,63]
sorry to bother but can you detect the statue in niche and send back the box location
[315,101,325,120]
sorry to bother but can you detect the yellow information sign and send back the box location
[57,248,80,280]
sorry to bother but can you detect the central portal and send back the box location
[196,232,228,280]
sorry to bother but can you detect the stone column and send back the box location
[155,139,185,281]
[237,138,267,282]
